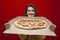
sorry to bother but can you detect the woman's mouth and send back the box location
[28,13,34,15]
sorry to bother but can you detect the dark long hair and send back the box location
[24,4,38,16]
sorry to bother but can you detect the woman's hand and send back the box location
[4,23,10,36]
[4,23,10,29]
[49,24,56,31]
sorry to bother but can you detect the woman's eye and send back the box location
[28,10,30,12]
[32,10,34,12]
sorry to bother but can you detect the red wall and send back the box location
[0,0,60,40]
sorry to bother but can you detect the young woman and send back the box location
[4,4,56,40]
[18,4,46,40]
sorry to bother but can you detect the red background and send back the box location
[0,0,60,40]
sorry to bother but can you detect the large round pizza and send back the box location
[14,19,47,30]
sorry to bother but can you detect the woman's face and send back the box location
[27,7,35,17]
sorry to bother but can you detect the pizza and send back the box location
[14,19,47,30]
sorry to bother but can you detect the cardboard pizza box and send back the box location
[3,16,56,36]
